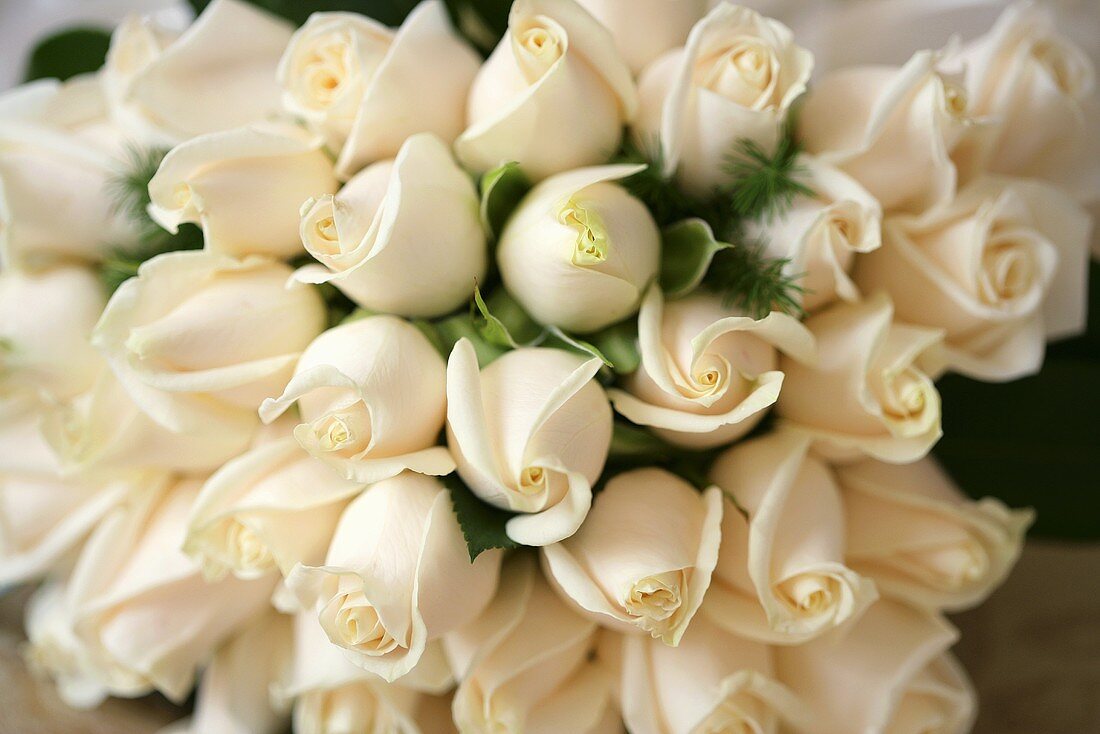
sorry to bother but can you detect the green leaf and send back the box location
[544,327,614,369]
[24,27,111,82]
[661,219,732,299]
[444,474,518,561]
[417,313,507,367]
[471,285,542,348]
[704,237,804,319]
[479,162,531,239]
[587,320,641,375]
[609,421,674,460]
[721,135,813,223]
[188,0,420,26]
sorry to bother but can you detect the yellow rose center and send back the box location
[560,200,610,266]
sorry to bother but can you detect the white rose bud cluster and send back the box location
[0,0,1089,732]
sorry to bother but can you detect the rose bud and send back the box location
[455,0,638,179]
[776,600,975,734]
[296,133,487,318]
[103,0,293,145]
[751,157,882,312]
[0,77,136,270]
[855,176,1090,382]
[260,315,454,484]
[776,294,944,463]
[706,432,876,644]
[287,472,501,682]
[497,165,660,333]
[184,438,365,581]
[575,0,708,74]
[447,554,618,734]
[621,613,807,734]
[608,286,815,449]
[278,1,481,179]
[633,3,813,196]
[542,467,723,644]
[835,457,1032,612]
[147,122,339,259]
[800,46,977,215]
[446,340,613,545]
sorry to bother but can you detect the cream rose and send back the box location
[620,613,806,734]
[0,77,135,270]
[103,0,293,145]
[295,133,487,318]
[633,3,813,196]
[455,0,638,179]
[446,341,613,545]
[575,0,708,74]
[287,472,501,682]
[800,46,977,215]
[542,468,722,644]
[23,580,110,708]
[855,176,1091,381]
[706,431,877,644]
[608,286,815,449]
[836,457,1032,612]
[776,294,944,463]
[446,554,618,734]
[260,315,454,483]
[184,438,365,581]
[752,156,882,312]
[147,122,339,259]
[496,165,661,333]
[776,600,975,734]
[278,1,481,179]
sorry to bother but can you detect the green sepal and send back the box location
[444,474,518,562]
[24,27,111,83]
[479,162,531,239]
[471,285,542,349]
[544,327,614,370]
[660,219,732,299]
[415,313,507,368]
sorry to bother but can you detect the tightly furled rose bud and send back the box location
[800,47,977,215]
[633,3,813,196]
[260,316,454,483]
[855,176,1090,382]
[575,0,708,74]
[608,286,816,449]
[456,0,638,179]
[184,438,365,581]
[777,294,944,463]
[278,1,481,179]
[776,600,975,734]
[147,123,339,259]
[706,432,876,644]
[497,165,660,333]
[295,133,487,318]
[752,157,882,312]
[103,0,293,145]
[620,613,807,734]
[542,468,722,644]
[288,472,501,682]
[447,554,618,734]
[835,457,1032,612]
[446,341,613,545]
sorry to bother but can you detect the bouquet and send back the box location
[0,0,1094,732]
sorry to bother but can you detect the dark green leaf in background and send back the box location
[24,27,111,83]
[188,0,420,26]
[444,474,517,561]
[660,218,732,299]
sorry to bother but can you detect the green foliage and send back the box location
[24,28,111,82]
[479,161,531,239]
[721,136,812,222]
[444,0,513,54]
[660,219,732,299]
[188,0,420,26]
[704,238,804,319]
[616,139,702,227]
[444,474,518,561]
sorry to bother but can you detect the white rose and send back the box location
[455,0,638,179]
[776,294,944,463]
[800,46,977,215]
[23,580,110,708]
[260,315,454,483]
[633,3,813,197]
[446,341,613,545]
[103,0,293,145]
[752,156,882,312]
[0,77,135,270]
[855,176,1091,381]
[446,554,618,734]
[184,438,365,581]
[278,1,481,179]
[147,123,339,259]
[836,457,1033,612]
[620,613,806,734]
[288,472,501,682]
[296,133,487,318]
[575,0,708,74]
[608,286,815,449]
[497,165,661,333]
[776,600,975,734]
[542,468,722,644]
[706,431,877,643]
